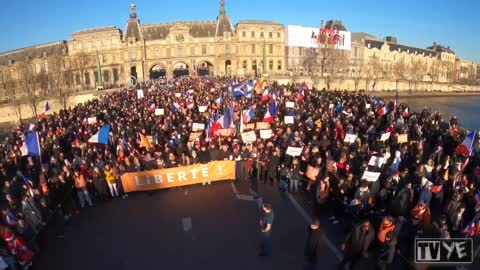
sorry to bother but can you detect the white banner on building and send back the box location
[286,25,351,50]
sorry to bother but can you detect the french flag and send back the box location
[456,131,476,157]
[243,107,255,123]
[297,83,307,100]
[263,103,277,123]
[88,124,111,144]
[171,102,181,111]
[261,88,270,102]
[39,102,51,119]
[464,221,477,236]
[378,105,388,116]
[149,102,156,112]
[20,132,41,157]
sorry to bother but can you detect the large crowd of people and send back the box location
[0,76,479,269]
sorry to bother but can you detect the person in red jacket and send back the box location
[4,230,33,269]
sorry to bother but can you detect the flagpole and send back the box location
[36,132,42,164]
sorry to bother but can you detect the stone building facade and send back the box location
[0,1,477,96]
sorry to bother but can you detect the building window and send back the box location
[177,47,184,57]
[129,50,136,61]
[269,60,273,70]
[102,54,107,64]
[277,60,282,70]
[202,45,207,55]
[242,60,247,69]
[251,31,255,38]
[154,48,159,57]
[354,47,358,57]
[225,44,231,55]
[252,60,257,70]
[242,31,246,37]
[269,44,273,54]
[260,32,264,38]
[277,32,281,38]
[112,54,116,63]
[269,32,273,38]
[251,44,256,54]
[113,68,119,82]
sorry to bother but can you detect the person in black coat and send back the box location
[338,220,374,270]
[304,219,321,270]
[267,150,280,185]
[197,145,211,164]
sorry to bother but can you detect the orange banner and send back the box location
[120,161,236,192]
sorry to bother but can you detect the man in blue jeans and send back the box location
[259,203,274,256]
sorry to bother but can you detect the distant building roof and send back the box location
[236,20,282,25]
[365,39,438,57]
[0,41,67,66]
[351,32,381,43]
[72,26,122,36]
[426,43,455,54]
[141,21,218,40]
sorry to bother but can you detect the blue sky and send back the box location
[1,0,478,62]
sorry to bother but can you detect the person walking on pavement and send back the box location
[259,203,274,256]
[338,220,374,270]
[375,231,397,270]
[304,218,321,270]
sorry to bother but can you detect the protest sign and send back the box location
[245,123,255,130]
[174,93,181,98]
[286,146,303,156]
[256,122,271,130]
[380,132,391,142]
[154,108,164,116]
[362,171,381,182]
[121,161,235,192]
[137,90,144,99]
[284,116,294,124]
[188,132,202,142]
[198,106,208,113]
[87,117,97,124]
[192,123,205,131]
[260,129,272,139]
[397,133,408,144]
[344,134,357,143]
[305,165,320,181]
[368,156,385,167]
[284,91,292,96]
[286,102,295,108]
[366,103,371,109]
[241,131,257,143]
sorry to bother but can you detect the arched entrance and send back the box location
[225,60,232,76]
[198,61,214,77]
[173,62,189,78]
[130,66,137,79]
[150,64,167,79]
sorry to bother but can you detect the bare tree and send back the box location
[15,60,40,117]
[352,60,366,91]
[71,51,94,91]
[365,55,382,91]
[391,60,408,90]
[410,59,426,91]
[48,55,75,110]
[0,75,22,122]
